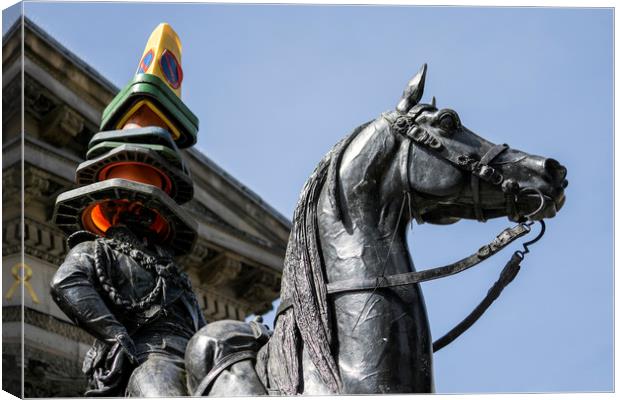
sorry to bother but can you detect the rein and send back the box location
[432,219,545,352]
[275,217,545,352]
[275,113,549,353]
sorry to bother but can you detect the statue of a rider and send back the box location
[50,22,272,397]
[50,23,208,396]
[51,223,205,396]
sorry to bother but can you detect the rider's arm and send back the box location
[50,241,130,346]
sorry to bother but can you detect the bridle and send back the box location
[390,105,536,223]
[275,111,548,353]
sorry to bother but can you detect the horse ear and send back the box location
[396,64,427,113]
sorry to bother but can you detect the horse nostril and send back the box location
[544,158,567,183]
[544,158,560,171]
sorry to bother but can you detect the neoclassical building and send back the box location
[2,17,290,397]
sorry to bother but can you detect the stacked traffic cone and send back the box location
[53,23,199,256]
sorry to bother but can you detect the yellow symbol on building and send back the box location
[5,263,40,304]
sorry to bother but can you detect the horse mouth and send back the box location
[416,181,567,223]
[516,189,566,221]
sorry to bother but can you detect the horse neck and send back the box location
[317,120,415,283]
[269,119,426,395]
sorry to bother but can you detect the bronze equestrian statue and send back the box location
[185,64,568,395]
[50,22,567,395]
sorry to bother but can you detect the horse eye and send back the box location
[439,114,456,131]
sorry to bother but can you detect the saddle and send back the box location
[185,319,271,396]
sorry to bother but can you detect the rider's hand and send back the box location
[114,332,138,365]
[85,333,138,395]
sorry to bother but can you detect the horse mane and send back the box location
[265,121,371,394]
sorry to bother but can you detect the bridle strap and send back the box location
[471,177,484,221]
[402,136,426,224]
[471,143,509,222]
[480,143,510,167]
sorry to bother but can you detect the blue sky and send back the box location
[6,2,613,394]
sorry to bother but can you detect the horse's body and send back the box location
[185,65,567,395]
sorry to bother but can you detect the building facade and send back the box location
[2,17,290,397]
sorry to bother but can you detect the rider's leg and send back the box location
[125,352,188,397]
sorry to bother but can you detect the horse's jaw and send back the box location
[420,216,461,225]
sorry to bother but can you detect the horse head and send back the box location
[389,64,568,225]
